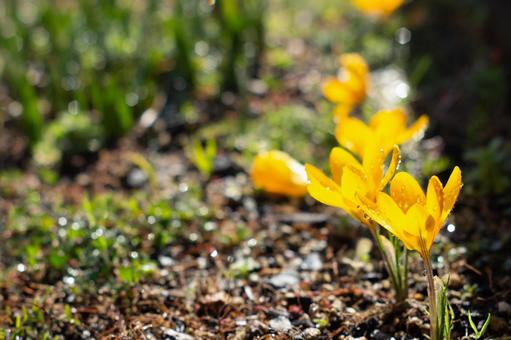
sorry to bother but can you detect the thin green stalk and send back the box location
[394,238,402,286]
[392,234,408,302]
[423,254,438,340]
[403,249,409,299]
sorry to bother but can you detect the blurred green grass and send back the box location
[0,0,267,148]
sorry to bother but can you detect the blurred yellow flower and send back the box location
[251,150,308,197]
[358,167,462,256]
[352,0,405,17]
[322,53,370,122]
[305,142,400,226]
[336,108,429,157]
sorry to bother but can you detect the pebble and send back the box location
[443,272,462,289]
[158,255,175,267]
[126,168,148,188]
[269,316,293,332]
[163,329,194,340]
[275,212,329,224]
[268,270,300,288]
[413,293,425,301]
[369,329,392,340]
[301,253,322,271]
[301,327,321,339]
[498,301,511,315]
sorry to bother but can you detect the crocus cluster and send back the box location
[250,51,461,338]
[250,3,462,339]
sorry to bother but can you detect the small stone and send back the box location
[498,301,511,315]
[370,329,391,340]
[163,329,194,340]
[301,253,322,271]
[413,293,425,301]
[301,328,321,339]
[275,212,329,225]
[444,272,462,289]
[362,272,382,283]
[268,270,300,288]
[81,330,92,339]
[269,316,293,332]
[158,256,175,267]
[126,168,148,188]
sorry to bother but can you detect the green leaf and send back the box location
[48,249,68,269]
[119,263,142,284]
[468,310,478,335]
[478,313,492,339]
[469,310,492,339]
[188,138,217,178]
[82,195,96,227]
[435,276,453,340]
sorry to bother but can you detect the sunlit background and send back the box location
[0,0,510,338]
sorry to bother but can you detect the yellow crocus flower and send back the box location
[322,53,370,122]
[305,142,400,226]
[336,108,429,157]
[358,167,462,257]
[251,150,308,197]
[352,0,405,17]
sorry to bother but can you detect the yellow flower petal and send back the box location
[357,191,403,237]
[370,108,407,153]
[322,78,357,104]
[424,214,439,253]
[404,204,429,237]
[339,53,369,101]
[401,203,439,254]
[323,53,368,111]
[341,166,368,205]
[426,176,444,222]
[305,164,346,209]
[397,114,429,145]
[333,103,353,123]
[362,141,385,197]
[400,230,422,253]
[390,172,426,212]
[375,192,405,236]
[380,145,401,190]
[335,117,370,157]
[329,147,363,184]
[370,108,407,132]
[340,53,369,80]
[251,150,308,197]
[383,0,405,15]
[352,0,405,17]
[441,166,462,221]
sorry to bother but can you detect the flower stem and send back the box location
[403,248,409,300]
[423,254,438,340]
